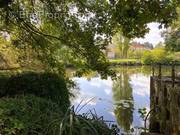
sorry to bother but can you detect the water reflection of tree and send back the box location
[112,68,134,132]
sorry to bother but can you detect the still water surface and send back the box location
[72,66,180,134]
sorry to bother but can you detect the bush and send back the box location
[173,52,180,64]
[0,72,70,111]
[142,49,173,65]
[0,95,63,135]
[142,51,153,64]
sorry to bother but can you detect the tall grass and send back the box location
[59,99,119,135]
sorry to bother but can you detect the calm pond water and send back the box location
[71,66,180,134]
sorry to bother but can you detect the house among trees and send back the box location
[130,42,153,51]
[105,41,153,59]
[105,44,116,59]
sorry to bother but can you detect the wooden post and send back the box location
[158,64,161,79]
[158,64,162,88]
[172,62,175,87]
[152,64,155,77]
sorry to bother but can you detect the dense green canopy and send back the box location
[165,7,180,52]
[0,0,179,76]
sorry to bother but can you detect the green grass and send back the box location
[109,59,139,62]
[109,59,141,65]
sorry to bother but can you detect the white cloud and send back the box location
[90,80,101,87]
[133,22,166,46]
[109,111,115,116]
[89,77,113,88]
[130,74,150,97]
[73,96,98,106]
[105,89,111,95]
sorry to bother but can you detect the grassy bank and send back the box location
[109,59,142,66]
[109,59,180,66]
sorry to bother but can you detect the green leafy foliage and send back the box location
[142,48,173,65]
[0,0,179,76]
[112,31,130,59]
[142,51,153,64]
[0,37,20,69]
[164,6,180,52]
[0,95,63,135]
[165,28,180,52]
[128,49,145,59]
[138,108,147,121]
[112,1,179,37]
[0,72,70,110]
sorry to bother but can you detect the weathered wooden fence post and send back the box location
[158,64,162,88]
[172,62,175,87]
[152,64,155,77]
[158,64,161,79]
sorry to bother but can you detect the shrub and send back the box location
[151,49,169,64]
[142,51,153,64]
[142,49,174,65]
[0,95,63,135]
[173,52,180,64]
[0,72,70,111]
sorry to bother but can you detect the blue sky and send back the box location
[133,22,166,47]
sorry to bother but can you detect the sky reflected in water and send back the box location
[71,66,180,133]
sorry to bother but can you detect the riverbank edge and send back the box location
[109,59,180,66]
